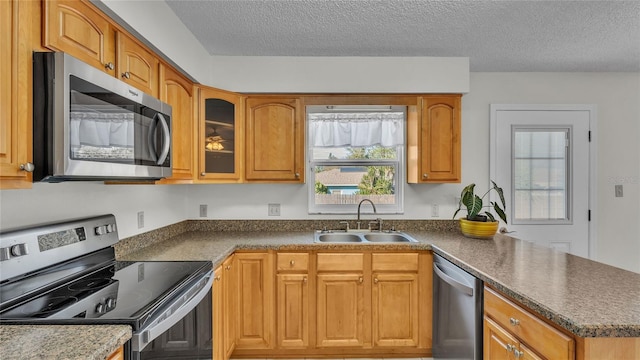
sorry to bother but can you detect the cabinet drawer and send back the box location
[317,253,364,272]
[484,287,574,360]
[277,252,309,272]
[372,253,418,271]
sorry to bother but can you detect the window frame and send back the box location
[306,105,405,215]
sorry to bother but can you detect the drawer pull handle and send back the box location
[510,317,520,326]
[290,260,295,266]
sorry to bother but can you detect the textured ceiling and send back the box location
[165,0,640,72]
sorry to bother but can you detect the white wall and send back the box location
[0,183,189,239]
[208,56,469,93]
[186,72,640,273]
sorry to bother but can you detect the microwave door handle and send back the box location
[155,113,170,165]
[147,115,159,162]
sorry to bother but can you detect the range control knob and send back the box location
[10,243,28,257]
[95,303,105,314]
[95,226,107,235]
[106,224,117,233]
[106,298,117,309]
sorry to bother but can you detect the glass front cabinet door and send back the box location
[198,87,244,182]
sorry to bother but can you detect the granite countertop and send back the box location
[117,227,640,339]
[0,325,131,360]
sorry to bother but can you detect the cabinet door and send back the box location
[408,95,461,183]
[235,252,274,349]
[245,97,304,182]
[117,32,159,97]
[43,0,116,74]
[372,272,419,347]
[213,266,224,360]
[316,273,365,347]
[198,87,244,182]
[484,316,518,360]
[1,0,36,189]
[277,273,309,349]
[222,255,237,359]
[158,64,195,183]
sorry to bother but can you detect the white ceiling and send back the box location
[164,0,640,72]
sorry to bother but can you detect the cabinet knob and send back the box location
[225,265,231,271]
[358,277,363,284]
[122,71,131,79]
[422,173,428,178]
[295,172,300,178]
[201,172,206,176]
[303,277,307,283]
[290,260,295,266]
[104,62,115,70]
[373,278,379,284]
[514,350,523,358]
[509,317,520,326]
[19,163,35,172]
[506,344,514,352]
[214,276,221,281]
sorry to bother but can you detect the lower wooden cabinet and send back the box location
[106,346,124,360]
[235,252,275,350]
[229,250,431,358]
[372,272,419,347]
[484,287,573,360]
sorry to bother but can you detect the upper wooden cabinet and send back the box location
[245,97,304,183]
[158,64,195,183]
[43,0,116,74]
[116,32,159,97]
[0,0,37,189]
[407,95,462,183]
[198,86,244,182]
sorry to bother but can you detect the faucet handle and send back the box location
[339,221,350,231]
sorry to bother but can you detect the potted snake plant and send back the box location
[453,180,507,239]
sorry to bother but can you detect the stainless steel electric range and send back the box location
[0,215,213,360]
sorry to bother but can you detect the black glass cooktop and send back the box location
[0,255,211,329]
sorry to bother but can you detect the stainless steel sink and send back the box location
[314,230,417,243]
[316,233,363,243]
[363,233,413,242]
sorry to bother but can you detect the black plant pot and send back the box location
[467,215,488,222]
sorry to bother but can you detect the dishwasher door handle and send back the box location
[433,262,474,296]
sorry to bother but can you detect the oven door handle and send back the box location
[131,270,214,352]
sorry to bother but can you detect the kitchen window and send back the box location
[307,105,405,214]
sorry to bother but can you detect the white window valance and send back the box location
[308,112,404,147]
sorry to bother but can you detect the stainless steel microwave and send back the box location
[32,52,172,182]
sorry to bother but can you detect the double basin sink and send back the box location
[314,230,418,243]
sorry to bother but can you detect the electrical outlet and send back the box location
[615,185,623,197]
[137,211,144,229]
[431,204,440,217]
[268,203,281,216]
[200,204,208,217]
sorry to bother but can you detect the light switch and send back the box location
[615,185,623,197]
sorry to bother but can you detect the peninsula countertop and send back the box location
[116,228,640,339]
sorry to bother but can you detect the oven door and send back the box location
[129,271,213,360]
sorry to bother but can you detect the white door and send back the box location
[490,105,595,258]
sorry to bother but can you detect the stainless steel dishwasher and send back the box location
[433,253,483,360]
